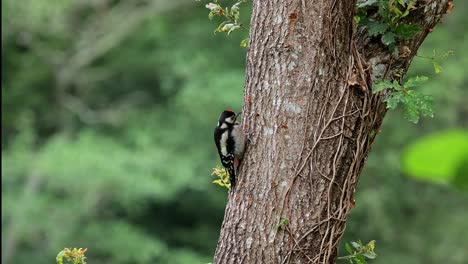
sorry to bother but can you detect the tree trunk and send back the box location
[214,0,452,263]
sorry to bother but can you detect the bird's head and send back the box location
[218,110,241,127]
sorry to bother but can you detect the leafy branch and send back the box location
[356,0,421,51]
[56,248,87,264]
[203,0,250,47]
[373,76,434,123]
[211,165,231,189]
[338,240,377,264]
[416,50,454,74]
[200,0,449,125]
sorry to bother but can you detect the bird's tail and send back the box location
[228,167,236,188]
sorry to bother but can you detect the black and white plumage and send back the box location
[214,110,245,187]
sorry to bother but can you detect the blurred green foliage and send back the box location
[2,1,244,263]
[402,129,468,190]
[2,0,467,264]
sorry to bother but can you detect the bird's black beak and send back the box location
[235,112,242,120]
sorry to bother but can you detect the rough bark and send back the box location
[214,0,452,263]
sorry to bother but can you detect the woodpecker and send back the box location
[214,110,245,188]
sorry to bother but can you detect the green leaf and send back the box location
[356,15,370,26]
[402,130,468,187]
[240,38,248,47]
[208,12,215,20]
[367,21,389,36]
[231,2,240,14]
[400,90,433,123]
[394,24,420,39]
[381,31,395,46]
[432,60,442,74]
[401,89,434,123]
[403,104,420,123]
[403,76,429,88]
[417,93,435,118]
[401,1,415,18]
[205,3,221,12]
[345,243,353,254]
[366,240,376,251]
[212,179,223,185]
[227,25,241,35]
[220,23,235,32]
[214,21,227,34]
[385,92,402,109]
[372,80,393,93]
[356,254,367,264]
[56,250,66,264]
[351,241,361,250]
[363,252,377,259]
[392,80,402,90]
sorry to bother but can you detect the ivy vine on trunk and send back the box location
[205,0,453,263]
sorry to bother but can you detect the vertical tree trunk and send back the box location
[214,0,452,263]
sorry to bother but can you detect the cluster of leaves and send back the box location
[356,0,421,51]
[373,76,434,123]
[201,0,450,126]
[375,49,452,123]
[211,165,231,189]
[338,240,377,264]
[56,248,87,264]
[203,0,249,47]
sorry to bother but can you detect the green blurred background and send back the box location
[2,0,467,263]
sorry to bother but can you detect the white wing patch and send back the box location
[220,130,229,155]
